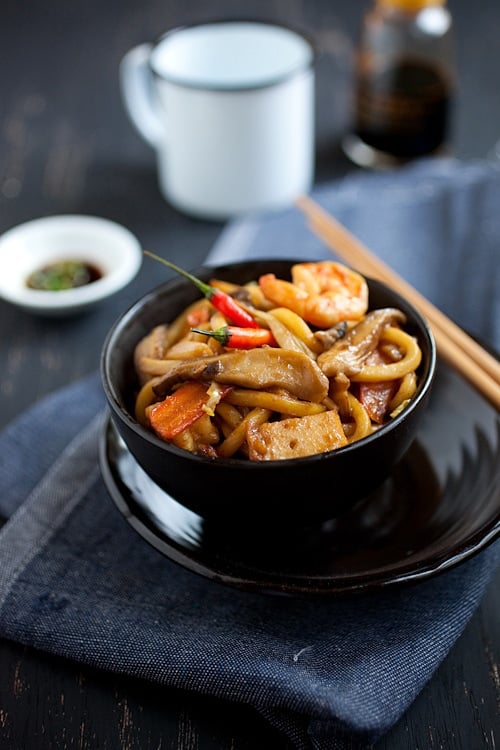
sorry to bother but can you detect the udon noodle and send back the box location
[133,261,422,461]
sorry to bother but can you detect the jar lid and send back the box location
[377,0,446,10]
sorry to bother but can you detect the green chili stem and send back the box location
[144,250,259,328]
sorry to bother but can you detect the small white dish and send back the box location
[0,215,142,316]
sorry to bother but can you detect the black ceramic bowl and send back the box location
[101,259,436,526]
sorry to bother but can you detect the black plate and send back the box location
[99,359,500,596]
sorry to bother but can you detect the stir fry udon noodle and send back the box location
[133,261,422,461]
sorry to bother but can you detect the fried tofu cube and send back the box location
[247,409,348,461]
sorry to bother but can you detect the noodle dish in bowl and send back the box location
[101,258,436,527]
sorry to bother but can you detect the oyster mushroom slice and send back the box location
[153,348,329,403]
[317,308,407,378]
[134,325,172,385]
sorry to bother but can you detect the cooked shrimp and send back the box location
[258,261,369,328]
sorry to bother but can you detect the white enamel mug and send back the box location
[120,20,315,219]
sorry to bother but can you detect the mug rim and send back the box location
[148,18,316,92]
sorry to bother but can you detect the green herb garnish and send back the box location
[27,260,101,291]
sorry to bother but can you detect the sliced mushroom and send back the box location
[134,325,172,384]
[314,321,348,349]
[317,308,407,378]
[153,348,329,403]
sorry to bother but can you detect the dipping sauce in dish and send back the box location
[26,259,103,291]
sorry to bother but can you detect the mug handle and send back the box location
[119,44,162,148]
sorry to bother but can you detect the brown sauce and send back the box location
[353,59,452,159]
[26,260,103,291]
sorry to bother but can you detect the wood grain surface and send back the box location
[0,1,499,748]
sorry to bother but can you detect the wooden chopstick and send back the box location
[295,194,500,412]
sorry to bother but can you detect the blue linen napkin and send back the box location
[0,158,499,750]
[209,157,500,352]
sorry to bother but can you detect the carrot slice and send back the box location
[358,380,398,423]
[187,306,210,327]
[148,381,211,440]
[357,347,398,423]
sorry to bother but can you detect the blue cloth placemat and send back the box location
[1,158,499,750]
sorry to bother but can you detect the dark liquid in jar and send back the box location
[353,59,451,159]
[26,260,103,291]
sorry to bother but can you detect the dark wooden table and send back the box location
[1,1,499,747]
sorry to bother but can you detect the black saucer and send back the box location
[99,362,500,597]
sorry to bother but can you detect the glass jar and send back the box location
[343,0,455,168]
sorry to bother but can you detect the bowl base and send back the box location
[99,417,459,596]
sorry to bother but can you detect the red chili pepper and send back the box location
[144,251,259,328]
[191,325,276,349]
